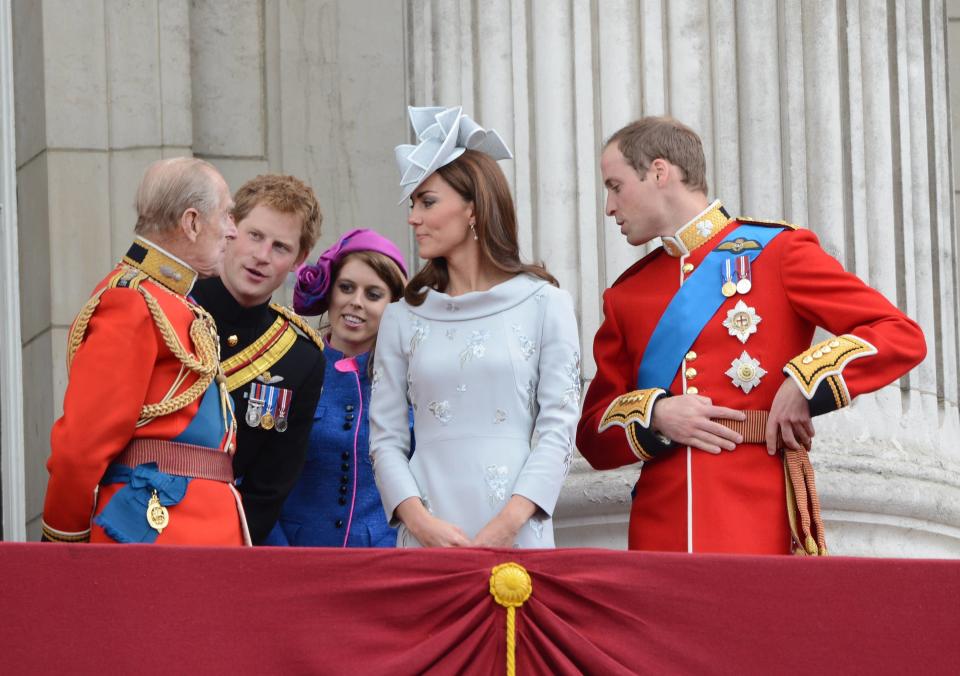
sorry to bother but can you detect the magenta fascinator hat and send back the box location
[293,228,408,316]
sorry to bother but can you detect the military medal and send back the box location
[274,388,292,433]
[723,300,762,344]
[735,255,752,294]
[260,386,277,430]
[146,489,169,534]
[725,351,767,394]
[245,382,265,427]
[721,258,737,297]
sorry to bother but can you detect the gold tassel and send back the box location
[490,563,533,676]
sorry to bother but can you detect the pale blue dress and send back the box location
[369,274,581,548]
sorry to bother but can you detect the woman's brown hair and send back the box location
[404,150,557,306]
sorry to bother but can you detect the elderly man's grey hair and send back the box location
[134,157,221,235]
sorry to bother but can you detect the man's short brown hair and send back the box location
[606,116,708,194]
[232,174,322,257]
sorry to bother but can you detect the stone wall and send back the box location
[7,0,960,554]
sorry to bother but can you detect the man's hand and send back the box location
[395,497,471,547]
[650,394,747,453]
[651,394,745,453]
[765,378,814,455]
[472,495,538,548]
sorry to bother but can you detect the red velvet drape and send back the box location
[1,543,957,674]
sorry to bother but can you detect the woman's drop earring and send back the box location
[470,220,478,241]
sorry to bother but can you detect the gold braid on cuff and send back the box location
[783,334,876,400]
[598,388,667,462]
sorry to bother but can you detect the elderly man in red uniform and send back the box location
[577,117,926,555]
[42,157,247,545]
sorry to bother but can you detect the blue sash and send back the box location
[637,224,786,390]
[94,463,189,544]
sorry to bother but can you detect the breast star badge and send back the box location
[725,351,767,394]
[723,300,761,344]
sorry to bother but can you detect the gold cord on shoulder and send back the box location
[271,303,325,351]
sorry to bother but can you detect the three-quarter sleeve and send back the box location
[369,303,422,525]
[512,287,581,518]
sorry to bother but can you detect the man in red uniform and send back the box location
[42,157,247,545]
[577,117,926,554]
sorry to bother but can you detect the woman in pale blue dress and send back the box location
[369,106,581,548]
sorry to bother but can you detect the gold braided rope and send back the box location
[137,289,219,423]
[66,289,109,372]
[270,303,325,350]
[64,275,222,426]
[490,563,532,676]
[785,447,828,556]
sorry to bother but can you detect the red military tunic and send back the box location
[577,201,926,554]
[42,238,248,545]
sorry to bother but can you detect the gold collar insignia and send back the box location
[661,200,732,258]
[122,237,198,296]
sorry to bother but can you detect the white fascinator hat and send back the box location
[394,105,513,204]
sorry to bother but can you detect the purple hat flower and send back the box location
[293,228,408,316]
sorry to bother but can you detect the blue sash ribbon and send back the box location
[637,224,786,390]
[94,463,190,543]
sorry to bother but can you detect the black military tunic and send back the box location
[193,277,325,544]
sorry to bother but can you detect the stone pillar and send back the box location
[1,0,26,540]
[405,0,960,555]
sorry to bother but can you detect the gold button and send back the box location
[227,335,238,347]
[685,351,697,361]
[685,367,697,379]
[686,386,699,395]
[682,263,695,274]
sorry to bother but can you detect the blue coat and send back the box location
[264,345,397,547]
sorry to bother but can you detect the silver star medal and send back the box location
[725,351,767,394]
[723,300,761,344]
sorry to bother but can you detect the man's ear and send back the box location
[650,158,669,186]
[179,207,201,243]
[290,247,309,272]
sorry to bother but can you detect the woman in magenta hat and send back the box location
[264,229,408,547]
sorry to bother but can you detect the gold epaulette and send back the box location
[737,216,801,230]
[271,303,325,351]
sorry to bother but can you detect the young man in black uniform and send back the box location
[193,174,325,544]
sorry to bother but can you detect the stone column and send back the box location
[1,0,26,540]
[405,0,960,555]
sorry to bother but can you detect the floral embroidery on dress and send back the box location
[512,324,536,360]
[535,293,545,302]
[445,328,457,340]
[484,465,510,507]
[460,329,491,367]
[560,352,582,408]
[371,367,382,392]
[456,384,467,393]
[561,440,573,477]
[494,409,507,424]
[526,379,538,416]
[409,316,430,354]
[528,516,544,539]
[445,302,461,312]
[427,400,452,424]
